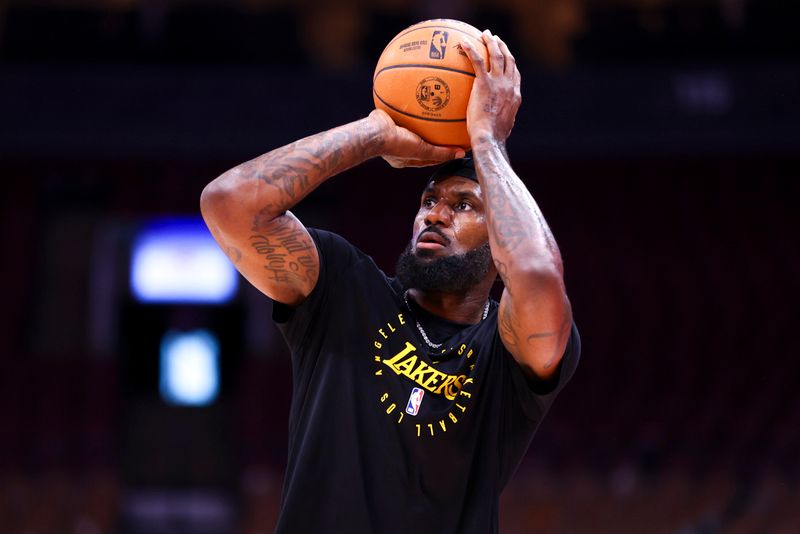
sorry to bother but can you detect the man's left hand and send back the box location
[461,30,522,146]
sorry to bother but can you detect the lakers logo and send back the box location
[371,312,479,439]
[416,77,450,112]
[429,30,448,59]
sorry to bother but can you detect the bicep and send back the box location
[497,280,572,381]
[206,210,320,306]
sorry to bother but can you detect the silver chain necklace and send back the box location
[403,290,490,350]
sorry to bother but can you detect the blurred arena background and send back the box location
[0,0,798,532]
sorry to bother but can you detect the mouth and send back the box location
[416,229,450,251]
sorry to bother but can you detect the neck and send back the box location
[407,281,493,324]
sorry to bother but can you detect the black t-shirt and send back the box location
[272,229,580,534]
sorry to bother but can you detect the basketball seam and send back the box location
[373,89,466,123]
[374,63,476,79]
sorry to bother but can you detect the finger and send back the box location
[460,38,486,75]
[496,35,516,77]
[482,29,504,75]
[419,140,466,162]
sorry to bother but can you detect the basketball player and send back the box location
[201,30,579,533]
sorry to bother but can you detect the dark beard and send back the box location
[395,241,493,293]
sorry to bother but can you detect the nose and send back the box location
[424,200,453,227]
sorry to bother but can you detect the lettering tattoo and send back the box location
[248,216,317,284]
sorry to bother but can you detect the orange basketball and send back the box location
[372,19,489,149]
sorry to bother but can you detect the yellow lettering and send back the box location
[445,375,465,400]
[374,356,381,362]
[455,403,467,413]
[460,390,472,398]
[379,329,388,339]
[464,378,474,385]
[416,424,421,437]
[407,361,433,383]
[433,375,457,396]
[466,349,474,359]
[398,313,405,325]
[427,423,434,436]
[439,420,447,432]
[375,369,383,376]
[393,355,418,376]
[458,344,466,355]
[422,371,443,390]
[380,393,388,402]
[397,412,404,423]
[448,412,458,423]
[386,403,396,414]
[387,322,396,333]
[374,341,382,349]
[382,341,416,369]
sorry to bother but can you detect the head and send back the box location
[395,158,495,293]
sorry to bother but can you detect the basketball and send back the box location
[372,19,489,148]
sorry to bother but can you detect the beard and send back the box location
[395,240,493,293]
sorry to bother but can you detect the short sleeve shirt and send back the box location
[272,229,580,534]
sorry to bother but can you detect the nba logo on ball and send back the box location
[429,31,448,59]
[372,19,489,147]
[406,387,425,416]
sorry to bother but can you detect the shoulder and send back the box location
[303,228,391,292]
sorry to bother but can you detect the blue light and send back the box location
[160,330,220,406]
[130,217,238,304]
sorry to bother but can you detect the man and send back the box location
[201,30,579,533]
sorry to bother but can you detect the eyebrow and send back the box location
[420,188,481,202]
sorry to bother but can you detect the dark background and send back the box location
[0,0,798,532]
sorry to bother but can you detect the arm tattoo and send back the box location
[479,141,571,371]
[248,217,317,284]
[476,138,558,258]
[525,312,572,369]
[236,123,383,215]
[498,300,519,350]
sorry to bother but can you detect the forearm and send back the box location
[202,115,385,222]
[472,138,562,278]
[475,139,571,374]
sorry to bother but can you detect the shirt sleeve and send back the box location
[505,321,581,421]
[271,229,366,351]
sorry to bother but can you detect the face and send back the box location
[395,176,494,293]
[411,176,489,259]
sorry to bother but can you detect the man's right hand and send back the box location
[369,109,465,168]
[201,111,462,307]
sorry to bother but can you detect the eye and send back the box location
[422,197,437,208]
[455,200,473,211]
